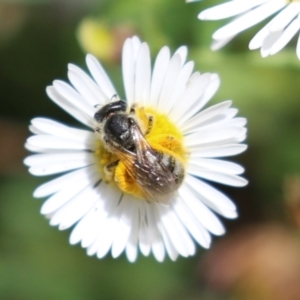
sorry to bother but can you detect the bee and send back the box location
[94,99,185,205]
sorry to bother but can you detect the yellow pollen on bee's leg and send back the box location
[95,141,118,183]
[114,162,146,199]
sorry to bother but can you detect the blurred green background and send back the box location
[2,0,300,299]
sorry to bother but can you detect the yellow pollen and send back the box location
[95,105,188,200]
[94,141,118,183]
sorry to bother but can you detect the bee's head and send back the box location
[94,100,127,123]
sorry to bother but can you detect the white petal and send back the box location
[25,152,95,176]
[33,166,94,198]
[297,31,300,59]
[86,236,99,256]
[228,117,247,127]
[86,186,122,256]
[149,46,171,107]
[28,125,44,135]
[211,35,237,50]
[164,61,194,116]
[68,64,107,106]
[183,73,220,124]
[157,54,182,112]
[270,19,300,55]
[96,213,120,259]
[80,184,115,248]
[30,118,94,144]
[184,126,245,147]
[268,3,300,32]
[196,74,221,111]
[134,43,151,105]
[190,144,248,158]
[81,206,108,248]
[49,180,101,229]
[131,36,142,56]
[198,0,269,20]
[187,165,248,187]
[174,46,188,66]
[185,174,236,211]
[86,54,116,100]
[41,172,99,215]
[261,30,282,57]
[46,86,93,128]
[212,1,286,40]
[196,117,246,134]
[250,21,271,50]
[185,175,238,219]
[173,74,221,124]
[170,73,211,123]
[223,108,238,119]
[112,195,135,258]
[26,135,94,151]
[122,38,135,106]
[125,204,139,262]
[181,100,232,134]
[53,80,95,116]
[173,197,211,248]
[188,157,244,175]
[179,184,225,235]
[145,204,165,262]
[157,204,195,257]
[25,142,47,153]
[69,204,97,245]
[139,205,151,256]
[155,208,178,261]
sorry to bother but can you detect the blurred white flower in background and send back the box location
[197,0,300,59]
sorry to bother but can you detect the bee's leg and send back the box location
[104,136,126,152]
[105,160,119,171]
[104,160,119,181]
[129,104,137,114]
[94,127,101,133]
[111,94,118,101]
[129,104,153,135]
[145,115,154,135]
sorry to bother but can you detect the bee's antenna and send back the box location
[111,94,119,101]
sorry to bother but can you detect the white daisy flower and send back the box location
[198,0,300,58]
[24,36,247,262]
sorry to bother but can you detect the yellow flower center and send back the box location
[95,105,188,200]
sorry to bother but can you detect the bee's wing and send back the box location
[129,119,180,205]
[105,141,138,182]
